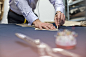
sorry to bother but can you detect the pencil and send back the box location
[57,25,58,29]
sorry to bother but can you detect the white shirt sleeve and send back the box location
[49,0,65,13]
[14,0,38,25]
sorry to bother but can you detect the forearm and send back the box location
[49,0,65,13]
[14,0,38,25]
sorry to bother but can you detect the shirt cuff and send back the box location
[55,7,64,13]
[25,12,38,25]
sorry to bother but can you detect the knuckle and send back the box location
[59,12,61,14]
[58,17,60,19]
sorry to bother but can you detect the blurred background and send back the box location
[0,0,86,24]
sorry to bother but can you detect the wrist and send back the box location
[55,11,62,15]
[32,19,41,25]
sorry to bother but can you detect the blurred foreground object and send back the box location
[15,33,80,57]
[55,29,78,49]
[0,0,4,21]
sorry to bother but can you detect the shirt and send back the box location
[9,0,64,25]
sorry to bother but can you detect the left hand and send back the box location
[32,19,56,30]
[54,11,65,26]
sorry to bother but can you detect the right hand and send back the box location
[54,11,65,26]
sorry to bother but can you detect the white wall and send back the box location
[35,0,65,22]
[35,0,55,22]
[1,0,9,24]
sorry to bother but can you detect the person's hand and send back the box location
[32,19,56,30]
[54,11,65,26]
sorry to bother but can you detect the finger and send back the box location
[47,25,53,30]
[61,13,64,25]
[63,15,65,24]
[50,24,56,29]
[61,13,64,21]
[54,17,58,26]
[42,25,49,30]
[39,25,43,30]
[61,15,65,25]
[62,14,65,24]
[47,24,56,30]
[57,13,61,25]
[53,26,56,29]
[60,20,64,26]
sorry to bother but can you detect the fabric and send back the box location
[9,0,64,25]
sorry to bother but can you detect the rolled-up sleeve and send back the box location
[49,0,64,13]
[14,0,38,25]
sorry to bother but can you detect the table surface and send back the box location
[0,24,86,57]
